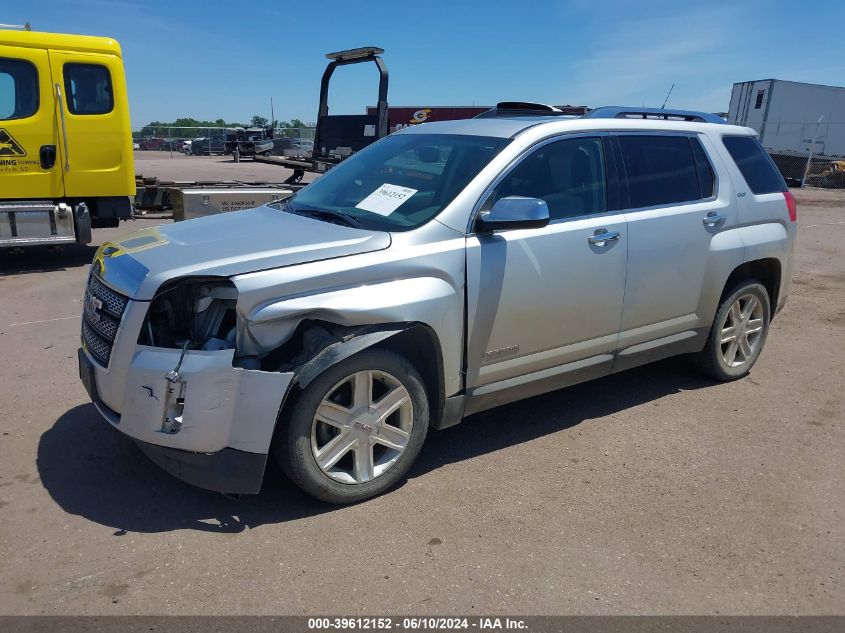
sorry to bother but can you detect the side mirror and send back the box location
[476,196,550,233]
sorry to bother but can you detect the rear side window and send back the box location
[0,58,38,120]
[619,135,711,208]
[63,63,113,115]
[722,136,786,194]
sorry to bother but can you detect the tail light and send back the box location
[783,190,797,222]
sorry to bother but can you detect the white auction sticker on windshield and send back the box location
[355,183,418,216]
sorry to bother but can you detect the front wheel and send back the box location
[694,281,771,381]
[274,349,429,504]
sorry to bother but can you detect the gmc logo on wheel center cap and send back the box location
[354,421,375,433]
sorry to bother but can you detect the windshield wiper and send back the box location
[288,205,361,228]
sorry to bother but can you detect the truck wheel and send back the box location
[274,349,429,504]
[694,281,771,381]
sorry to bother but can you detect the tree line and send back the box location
[136,115,310,137]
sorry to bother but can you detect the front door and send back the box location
[48,50,132,197]
[0,45,63,199]
[465,135,628,404]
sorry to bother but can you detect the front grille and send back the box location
[87,275,128,317]
[81,273,129,366]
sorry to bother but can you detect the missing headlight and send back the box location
[140,278,238,351]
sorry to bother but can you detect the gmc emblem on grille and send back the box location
[85,293,104,322]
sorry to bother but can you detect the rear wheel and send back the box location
[274,349,429,503]
[695,281,771,381]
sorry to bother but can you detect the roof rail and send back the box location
[475,102,573,119]
[584,106,726,124]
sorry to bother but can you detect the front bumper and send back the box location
[134,440,269,494]
[79,345,294,494]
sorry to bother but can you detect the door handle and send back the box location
[55,83,70,171]
[588,230,620,246]
[703,212,726,226]
[40,145,57,169]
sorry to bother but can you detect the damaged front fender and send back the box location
[233,275,462,395]
[290,324,413,389]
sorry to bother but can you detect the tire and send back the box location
[274,349,429,504]
[694,281,771,381]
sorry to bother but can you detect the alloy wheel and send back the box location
[310,370,414,484]
[719,293,765,368]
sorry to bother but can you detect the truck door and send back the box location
[48,50,133,198]
[0,45,63,199]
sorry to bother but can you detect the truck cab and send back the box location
[0,28,134,249]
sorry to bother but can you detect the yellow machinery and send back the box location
[0,28,134,248]
[806,160,845,188]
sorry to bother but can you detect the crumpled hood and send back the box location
[93,205,391,300]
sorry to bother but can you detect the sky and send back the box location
[6,0,845,128]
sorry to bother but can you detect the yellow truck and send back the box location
[0,28,134,248]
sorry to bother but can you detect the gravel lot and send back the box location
[0,185,842,615]
[133,150,315,184]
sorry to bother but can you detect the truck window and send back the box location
[63,63,113,115]
[618,135,705,208]
[722,136,787,195]
[0,58,38,120]
[492,137,607,221]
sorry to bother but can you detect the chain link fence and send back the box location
[131,126,315,157]
[738,120,845,189]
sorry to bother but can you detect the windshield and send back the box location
[285,133,510,231]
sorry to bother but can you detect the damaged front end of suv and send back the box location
[79,262,294,494]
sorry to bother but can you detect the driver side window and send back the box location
[490,137,607,221]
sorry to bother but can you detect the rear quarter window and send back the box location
[0,58,39,120]
[63,63,113,115]
[722,135,786,194]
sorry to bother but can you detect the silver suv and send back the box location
[78,104,797,503]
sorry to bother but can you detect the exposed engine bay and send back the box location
[139,279,239,351]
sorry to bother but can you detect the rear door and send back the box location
[614,133,737,368]
[0,45,63,199]
[48,50,132,197]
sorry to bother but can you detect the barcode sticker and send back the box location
[355,183,418,216]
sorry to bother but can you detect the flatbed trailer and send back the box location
[253,46,390,184]
[250,155,315,183]
[136,46,390,218]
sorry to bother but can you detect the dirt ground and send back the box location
[0,186,842,615]
[133,150,315,184]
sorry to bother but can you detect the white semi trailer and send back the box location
[729,79,845,157]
